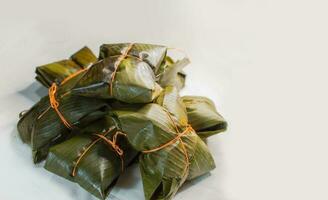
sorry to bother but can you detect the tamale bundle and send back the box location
[99,43,167,73]
[35,46,97,87]
[114,103,216,200]
[17,43,227,200]
[45,116,138,199]
[71,55,163,103]
[182,96,227,138]
[18,69,109,162]
[155,86,217,180]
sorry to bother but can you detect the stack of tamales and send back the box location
[17,43,227,200]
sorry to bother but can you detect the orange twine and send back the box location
[142,125,193,154]
[48,83,73,129]
[109,43,134,95]
[142,109,193,176]
[94,131,126,172]
[71,127,126,177]
[38,67,90,121]
[60,67,88,85]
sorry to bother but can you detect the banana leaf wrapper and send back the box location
[18,71,85,144]
[182,96,227,138]
[154,88,216,180]
[113,103,215,200]
[17,72,108,163]
[35,46,97,87]
[45,116,138,200]
[156,86,188,126]
[99,43,167,73]
[156,56,189,90]
[71,56,162,103]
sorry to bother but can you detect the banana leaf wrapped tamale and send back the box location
[71,53,162,103]
[156,86,217,178]
[156,86,226,139]
[18,71,108,162]
[99,43,167,73]
[182,96,227,138]
[45,116,138,199]
[35,46,97,87]
[113,103,215,200]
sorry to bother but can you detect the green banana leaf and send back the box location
[181,96,227,138]
[17,72,108,163]
[71,56,162,103]
[156,57,189,90]
[113,103,215,200]
[70,46,97,67]
[99,43,167,73]
[18,71,86,144]
[45,116,138,200]
[35,46,97,87]
[156,86,188,126]
[155,87,216,179]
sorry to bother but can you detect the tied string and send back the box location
[109,43,134,95]
[93,131,126,172]
[142,109,193,176]
[71,127,126,177]
[142,125,193,154]
[60,67,88,85]
[48,83,73,129]
[38,67,90,120]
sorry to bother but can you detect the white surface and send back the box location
[0,0,328,200]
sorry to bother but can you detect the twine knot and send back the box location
[141,109,194,177]
[71,127,126,177]
[48,83,72,129]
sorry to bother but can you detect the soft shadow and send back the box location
[9,127,37,165]
[108,194,122,200]
[47,171,96,200]
[18,81,47,102]
[114,163,140,189]
[107,163,142,200]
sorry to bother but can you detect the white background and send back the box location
[0,0,327,200]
